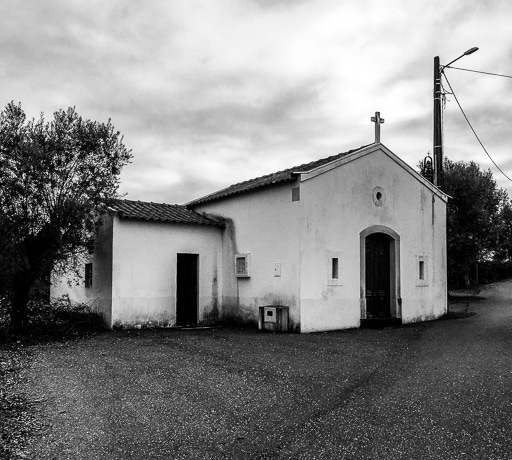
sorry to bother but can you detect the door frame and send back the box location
[359,225,401,320]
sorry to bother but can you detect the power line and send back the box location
[442,71,512,183]
[444,66,512,80]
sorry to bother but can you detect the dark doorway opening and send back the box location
[176,254,198,326]
[365,232,391,319]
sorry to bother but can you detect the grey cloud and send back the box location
[395,114,431,132]
[121,167,231,205]
[104,74,330,150]
[249,0,313,8]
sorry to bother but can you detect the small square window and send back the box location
[85,263,93,288]
[235,253,251,277]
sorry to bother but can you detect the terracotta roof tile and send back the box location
[187,144,372,206]
[110,199,224,226]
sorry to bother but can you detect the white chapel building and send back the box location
[51,141,448,332]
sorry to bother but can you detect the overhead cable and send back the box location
[442,71,512,183]
[444,66,512,80]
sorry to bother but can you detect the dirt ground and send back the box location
[1,281,511,459]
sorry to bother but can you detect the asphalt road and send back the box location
[11,280,512,459]
[283,282,512,460]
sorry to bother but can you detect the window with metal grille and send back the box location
[235,254,250,277]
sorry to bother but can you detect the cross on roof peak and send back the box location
[371,111,385,143]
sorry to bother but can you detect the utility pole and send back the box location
[433,48,478,190]
[433,56,443,189]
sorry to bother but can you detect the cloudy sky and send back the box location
[1,0,512,204]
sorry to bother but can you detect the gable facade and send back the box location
[298,144,447,331]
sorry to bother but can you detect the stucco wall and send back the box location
[193,183,302,330]
[110,217,223,328]
[50,216,113,326]
[298,146,447,332]
[194,146,447,333]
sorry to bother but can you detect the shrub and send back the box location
[0,296,105,338]
[0,296,10,331]
[476,260,512,285]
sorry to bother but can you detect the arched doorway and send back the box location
[360,226,401,326]
[365,232,391,318]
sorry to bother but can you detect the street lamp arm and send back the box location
[442,47,479,70]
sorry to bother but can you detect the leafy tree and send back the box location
[443,158,509,286]
[0,102,132,330]
[420,157,509,287]
[495,201,512,262]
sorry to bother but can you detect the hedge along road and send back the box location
[11,279,512,460]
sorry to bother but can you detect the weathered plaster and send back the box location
[298,145,447,332]
[194,183,302,329]
[50,216,114,327]
[111,218,223,328]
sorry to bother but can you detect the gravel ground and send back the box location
[2,280,512,459]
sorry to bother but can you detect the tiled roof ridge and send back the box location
[187,144,372,206]
[114,198,179,208]
[109,198,224,226]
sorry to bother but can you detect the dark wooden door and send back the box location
[176,254,198,326]
[365,233,391,319]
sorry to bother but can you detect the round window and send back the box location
[372,187,386,207]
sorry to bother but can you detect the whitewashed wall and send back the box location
[50,216,114,326]
[194,145,447,333]
[110,217,223,328]
[194,183,302,330]
[52,215,224,329]
[298,145,447,332]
